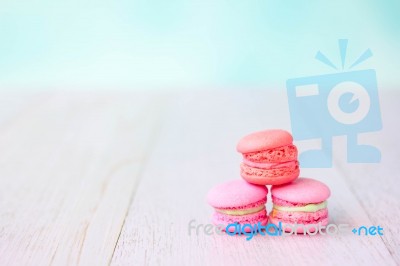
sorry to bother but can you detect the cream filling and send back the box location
[216,205,265,216]
[273,201,327,212]
[243,158,297,169]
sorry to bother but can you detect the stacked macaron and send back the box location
[237,129,300,185]
[206,180,268,231]
[207,129,331,235]
[270,178,331,232]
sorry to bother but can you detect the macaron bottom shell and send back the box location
[269,216,329,234]
[212,209,269,233]
[269,207,329,234]
[240,163,300,185]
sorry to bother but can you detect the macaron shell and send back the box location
[212,209,269,232]
[207,179,268,208]
[271,178,331,204]
[242,144,298,163]
[269,216,329,233]
[225,218,269,233]
[237,129,293,153]
[270,208,328,223]
[240,163,300,185]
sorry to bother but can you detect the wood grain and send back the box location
[0,92,167,265]
[332,89,400,263]
[111,91,396,266]
[0,91,398,266]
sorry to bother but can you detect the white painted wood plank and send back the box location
[331,89,400,263]
[111,91,395,266]
[0,92,53,129]
[0,92,167,265]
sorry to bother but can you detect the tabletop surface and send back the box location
[0,90,398,266]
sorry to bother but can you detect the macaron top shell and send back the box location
[271,178,330,204]
[207,179,268,208]
[236,129,293,153]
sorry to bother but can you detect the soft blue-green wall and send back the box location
[1,0,399,89]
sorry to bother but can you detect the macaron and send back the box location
[237,129,300,185]
[207,179,268,232]
[270,178,331,233]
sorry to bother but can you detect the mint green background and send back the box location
[1,0,399,90]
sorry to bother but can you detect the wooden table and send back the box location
[0,90,398,266]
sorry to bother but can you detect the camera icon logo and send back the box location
[287,40,382,168]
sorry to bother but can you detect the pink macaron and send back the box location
[270,178,331,233]
[207,179,268,232]
[237,129,300,185]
